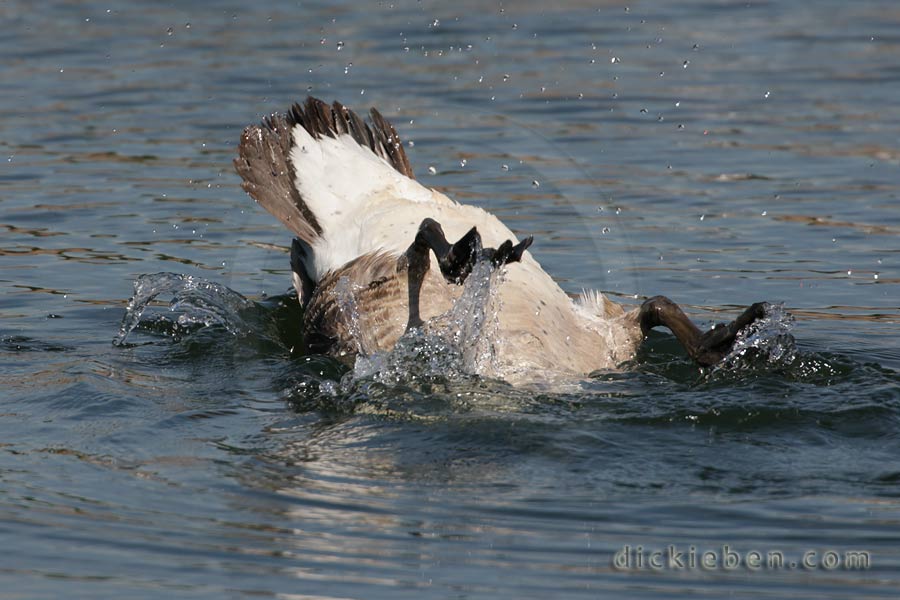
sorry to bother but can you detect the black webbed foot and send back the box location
[402,218,533,332]
[639,296,768,366]
[410,218,532,285]
[693,302,768,364]
[409,218,481,284]
[488,236,534,267]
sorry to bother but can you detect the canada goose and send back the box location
[234,97,766,384]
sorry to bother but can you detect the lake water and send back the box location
[2,0,899,597]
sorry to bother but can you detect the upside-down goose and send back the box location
[234,97,765,384]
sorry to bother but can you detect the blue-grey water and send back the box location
[2,1,899,598]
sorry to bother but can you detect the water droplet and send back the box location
[427,166,437,175]
[700,214,705,221]
[602,227,611,234]
[658,71,665,77]
[360,88,365,95]
[683,60,690,68]
[675,101,681,107]
[761,210,767,216]
[431,18,440,27]
[166,26,174,36]
[532,180,540,187]
[501,164,509,171]
[407,140,414,147]
[847,270,852,276]
[185,22,191,29]
[459,158,467,167]
[610,56,620,63]
[764,91,771,99]
[874,273,879,280]
[320,38,326,45]
[639,108,648,113]
[336,40,345,51]
[502,73,510,82]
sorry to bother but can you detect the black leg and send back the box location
[413,218,482,284]
[401,226,431,331]
[400,218,534,332]
[638,296,768,366]
[411,218,533,284]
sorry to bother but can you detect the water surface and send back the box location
[2,1,899,598]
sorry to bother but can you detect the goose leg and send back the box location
[412,218,534,284]
[638,296,768,366]
[401,218,534,331]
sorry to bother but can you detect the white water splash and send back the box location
[332,275,371,356]
[346,258,502,387]
[711,302,798,373]
[113,273,255,346]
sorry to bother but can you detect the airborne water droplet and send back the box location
[427,166,437,175]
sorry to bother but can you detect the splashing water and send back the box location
[346,258,501,387]
[709,302,798,375]
[332,275,379,357]
[113,273,256,346]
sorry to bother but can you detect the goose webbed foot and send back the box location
[411,218,532,285]
[489,236,534,268]
[402,218,533,332]
[639,296,768,366]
